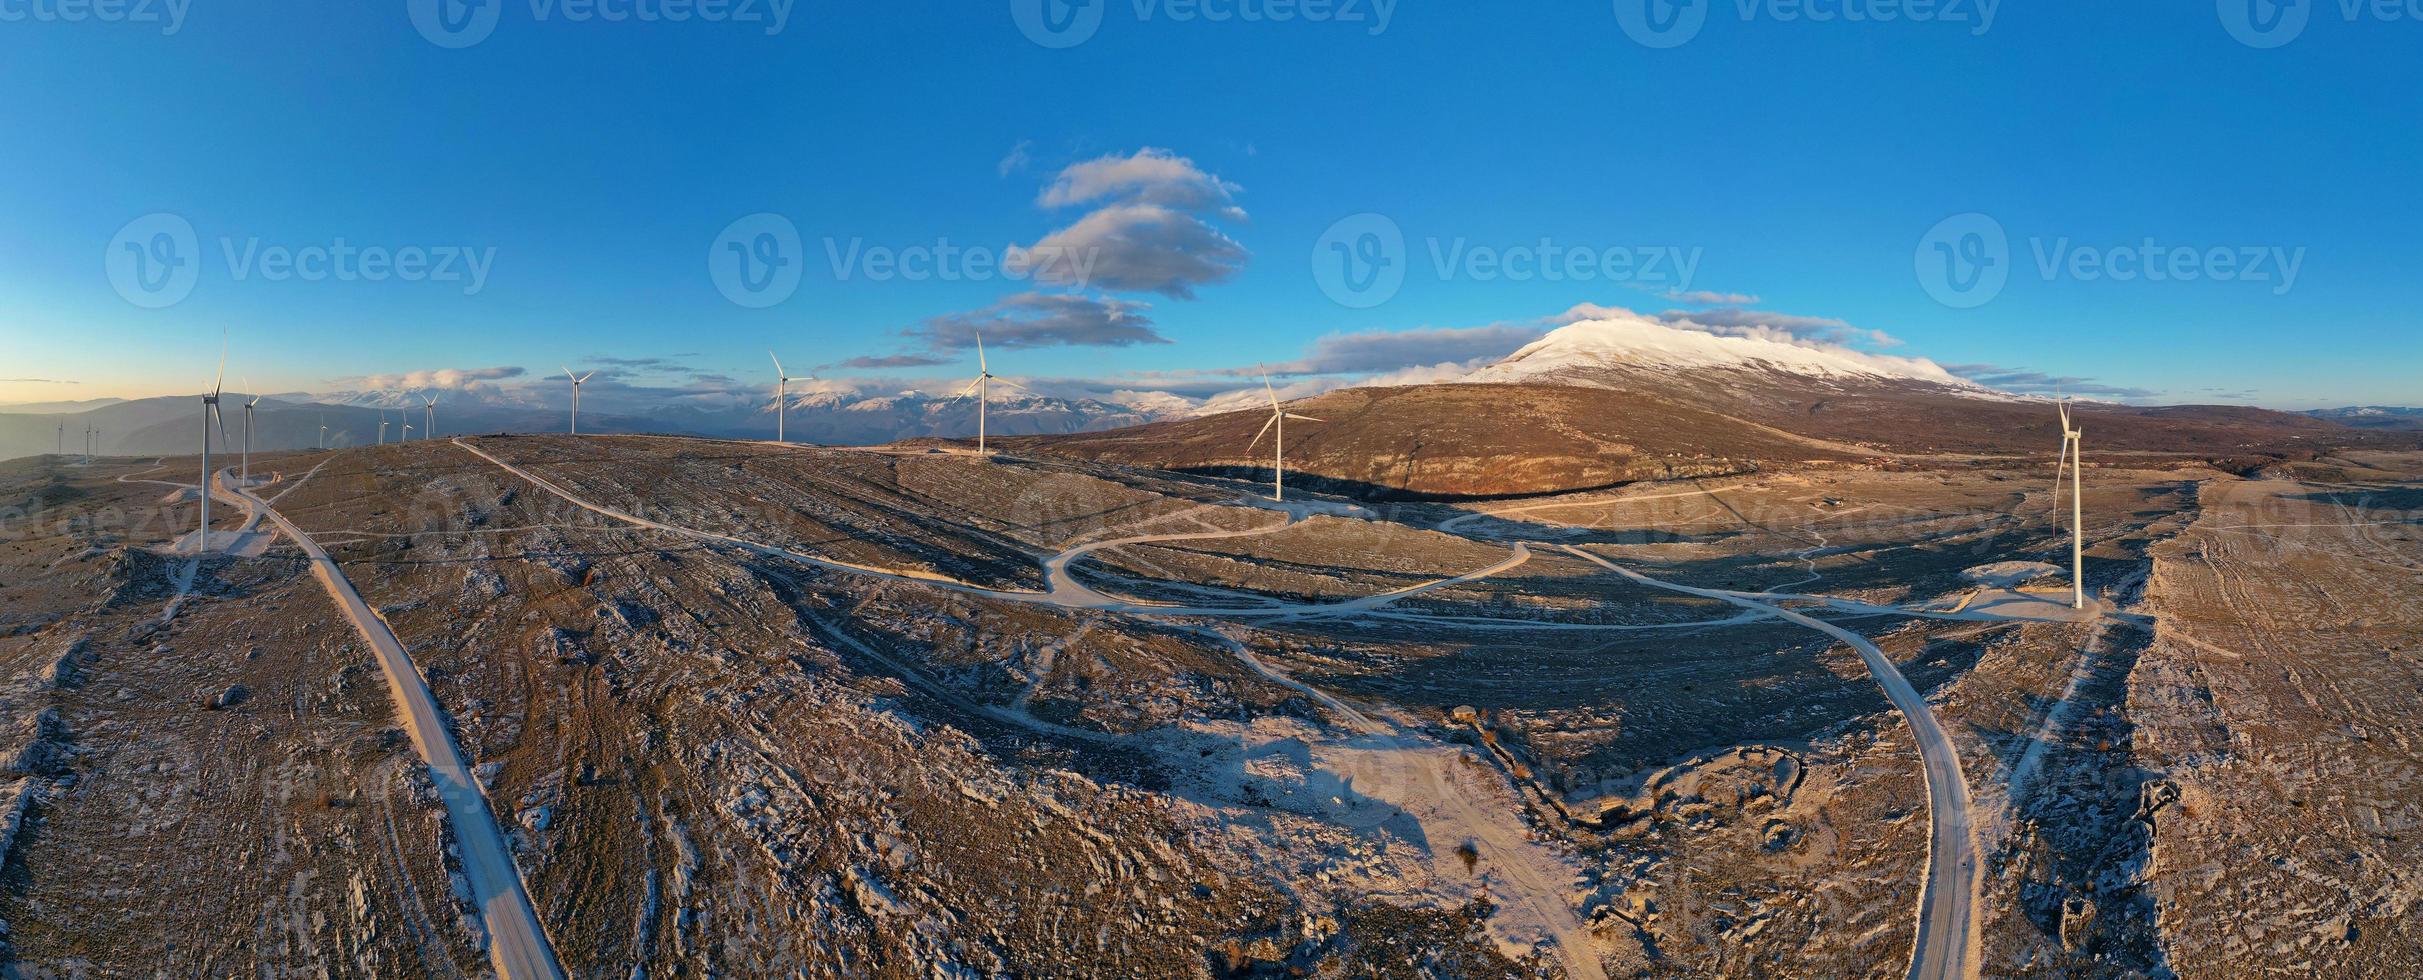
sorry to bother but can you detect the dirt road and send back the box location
[1561,545,1979,980]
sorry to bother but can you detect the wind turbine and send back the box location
[421,392,438,440]
[318,414,327,451]
[402,422,415,441]
[953,333,1035,456]
[1244,371,1323,502]
[2051,398,2085,609]
[769,351,810,444]
[194,337,227,554]
[239,379,261,486]
[378,411,390,446]
[56,421,63,456]
[564,367,596,435]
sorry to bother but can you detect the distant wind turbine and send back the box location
[2051,398,2085,609]
[564,366,596,435]
[56,421,63,456]
[194,335,228,553]
[378,411,390,446]
[1245,371,1323,502]
[239,378,262,486]
[421,392,438,440]
[402,422,415,441]
[318,414,327,451]
[953,332,1035,456]
[769,351,811,444]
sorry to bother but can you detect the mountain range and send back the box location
[5,313,2415,476]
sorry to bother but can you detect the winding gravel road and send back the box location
[223,470,566,980]
[1560,545,1980,980]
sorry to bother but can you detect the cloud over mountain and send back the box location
[1009,148,1248,299]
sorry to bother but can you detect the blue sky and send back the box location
[1,1,2416,409]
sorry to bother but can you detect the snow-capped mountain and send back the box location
[1458,309,2001,396]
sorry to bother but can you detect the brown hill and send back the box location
[994,383,1840,500]
[999,380,2408,500]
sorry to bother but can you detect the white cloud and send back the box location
[1036,147,1244,220]
[349,365,527,391]
[1011,148,1248,299]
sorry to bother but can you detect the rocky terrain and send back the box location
[0,425,2415,977]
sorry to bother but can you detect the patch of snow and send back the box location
[1459,309,2001,394]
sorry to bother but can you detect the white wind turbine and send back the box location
[402,422,415,441]
[421,392,438,441]
[318,414,328,450]
[239,378,262,486]
[2050,398,2085,609]
[563,366,596,435]
[1245,371,1323,502]
[769,351,810,444]
[954,333,1036,456]
[194,337,228,554]
[378,411,390,446]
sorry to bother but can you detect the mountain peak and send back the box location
[1460,310,1995,395]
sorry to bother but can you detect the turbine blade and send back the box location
[2051,440,2069,513]
[578,371,596,383]
[993,376,1040,396]
[1247,413,1277,454]
[769,350,785,378]
[212,331,227,396]
[1261,370,1278,410]
[564,366,577,382]
[1286,414,1323,422]
[955,378,983,399]
[976,333,987,372]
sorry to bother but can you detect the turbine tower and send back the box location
[2051,399,2086,609]
[379,411,389,446]
[563,367,596,435]
[953,332,1035,456]
[56,421,63,455]
[421,392,438,440]
[239,379,261,486]
[769,351,810,444]
[195,337,227,554]
[1245,372,1323,502]
[318,414,327,451]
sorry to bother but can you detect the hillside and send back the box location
[1008,316,2411,499]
